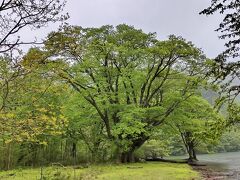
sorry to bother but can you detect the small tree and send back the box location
[166,95,222,162]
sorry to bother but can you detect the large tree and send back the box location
[42,24,210,162]
[0,0,68,53]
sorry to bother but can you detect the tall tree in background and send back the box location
[0,0,68,53]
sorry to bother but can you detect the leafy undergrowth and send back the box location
[0,162,200,180]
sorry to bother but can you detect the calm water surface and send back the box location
[172,152,240,179]
[197,152,240,171]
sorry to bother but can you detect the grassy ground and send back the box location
[0,162,201,180]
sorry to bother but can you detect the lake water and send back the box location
[171,152,240,179]
[197,152,240,171]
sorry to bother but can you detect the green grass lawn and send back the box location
[0,162,201,180]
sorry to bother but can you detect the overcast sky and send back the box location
[25,0,226,58]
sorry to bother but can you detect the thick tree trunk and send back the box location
[120,150,135,163]
[181,132,198,163]
[187,143,198,163]
[119,135,149,163]
[193,148,198,161]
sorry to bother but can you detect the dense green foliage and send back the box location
[0,24,229,170]
[43,24,211,162]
